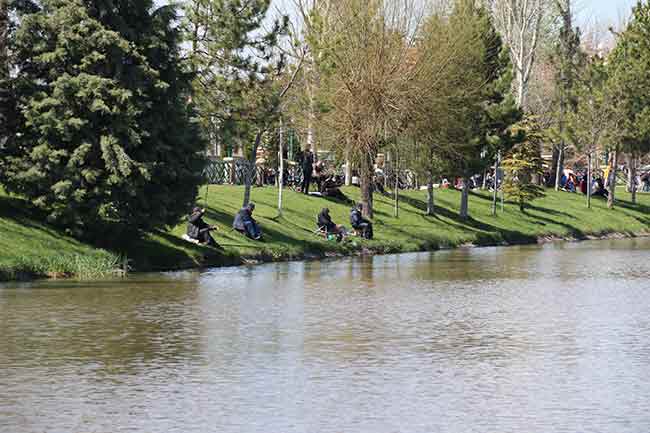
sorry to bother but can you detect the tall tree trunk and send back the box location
[306,56,316,153]
[554,143,565,190]
[277,120,284,216]
[492,152,500,216]
[550,145,560,187]
[607,149,618,209]
[344,158,352,186]
[460,176,470,219]
[344,139,352,186]
[426,174,434,216]
[359,152,374,218]
[516,70,527,108]
[243,130,263,207]
[587,151,592,209]
[0,0,11,144]
[393,148,399,218]
[629,154,637,204]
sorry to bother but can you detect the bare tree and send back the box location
[308,0,430,218]
[486,0,549,108]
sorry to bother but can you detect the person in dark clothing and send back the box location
[350,203,373,240]
[187,207,219,247]
[314,160,325,192]
[593,177,609,198]
[233,202,262,240]
[301,150,314,194]
[317,208,345,242]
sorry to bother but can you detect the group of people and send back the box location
[317,204,373,242]
[186,200,373,247]
[298,150,343,197]
[186,202,263,247]
[556,170,609,198]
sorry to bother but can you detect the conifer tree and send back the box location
[502,118,546,212]
[606,1,650,207]
[184,0,290,207]
[0,0,12,150]
[450,0,522,219]
[550,0,584,191]
[565,57,610,208]
[2,0,205,236]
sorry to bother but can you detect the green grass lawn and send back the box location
[2,184,650,281]
[0,190,121,280]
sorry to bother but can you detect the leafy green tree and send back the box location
[450,0,522,220]
[606,1,650,206]
[0,0,13,152]
[550,0,584,190]
[502,118,546,212]
[564,57,610,208]
[2,0,205,236]
[406,9,481,217]
[184,0,293,207]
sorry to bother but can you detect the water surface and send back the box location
[2,239,650,433]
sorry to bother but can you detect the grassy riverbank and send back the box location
[2,185,650,281]
[0,190,121,281]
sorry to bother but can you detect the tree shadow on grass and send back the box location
[388,193,536,244]
[608,198,650,227]
[0,194,73,241]
[204,206,330,255]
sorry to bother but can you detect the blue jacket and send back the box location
[233,207,254,231]
[350,208,363,228]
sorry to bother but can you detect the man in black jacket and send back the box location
[301,150,314,194]
[187,207,219,247]
[317,208,345,242]
[233,202,262,240]
[350,203,373,239]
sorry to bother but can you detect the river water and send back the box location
[2,239,650,433]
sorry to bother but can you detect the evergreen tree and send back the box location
[606,1,650,207]
[449,0,522,219]
[550,0,584,190]
[564,57,610,208]
[2,0,205,236]
[184,0,289,207]
[502,118,546,212]
[0,0,13,151]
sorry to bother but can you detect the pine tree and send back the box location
[3,0,205,236]
[184,0,289,207]
[502,118,546,212]
[0,0,12,150]
[550,0,584,191]
[449,0,522,219]
[564,57,610,208]
[606,1,650,207]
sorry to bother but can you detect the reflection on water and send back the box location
[2,239,650,433]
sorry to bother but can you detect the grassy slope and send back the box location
[0,192,120,280]
[138,184,650,270]
[3,184,650,280]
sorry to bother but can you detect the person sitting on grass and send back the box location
[349,203,373,240]
[187,207,219,247]
[592,177,609,198]
[233,202,262,240]
[317,208,346,242]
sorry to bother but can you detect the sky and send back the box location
[270,0,637,26]
[577,0,635,25]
